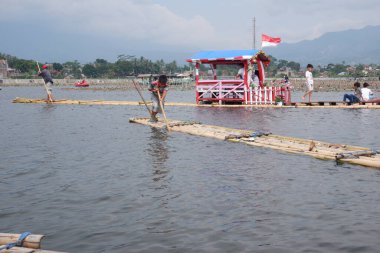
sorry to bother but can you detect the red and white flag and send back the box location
[261,34,281,48]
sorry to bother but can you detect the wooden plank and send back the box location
[129,117,380,169]
[12,98,380,109]
[0,246,65,253]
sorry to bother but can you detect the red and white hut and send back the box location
[187,49,291,105]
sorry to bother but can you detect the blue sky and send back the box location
[1,0,379,63]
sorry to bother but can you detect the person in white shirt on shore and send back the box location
[361,82,374,101]
[302,64,314,102]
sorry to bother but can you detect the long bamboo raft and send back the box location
[129,117,380,169]
[13,98,380,109]
[0,233,64,253]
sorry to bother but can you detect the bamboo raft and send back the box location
[0,233,64,253]
[129,117,380,169]
[12,98,380,109]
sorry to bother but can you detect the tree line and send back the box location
[0,53,191,79]
[1,52,379,79]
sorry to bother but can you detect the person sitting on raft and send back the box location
[361,82,374,102]
[149,75,168,122]
[343,82,362,104]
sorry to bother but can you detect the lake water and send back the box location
[1,87,380,253]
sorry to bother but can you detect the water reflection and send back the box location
[147,128,169,184]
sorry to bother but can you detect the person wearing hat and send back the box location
[38,64,54,102]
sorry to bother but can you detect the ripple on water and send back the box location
[0,87,379,253]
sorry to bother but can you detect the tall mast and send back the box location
[252,17,256,50]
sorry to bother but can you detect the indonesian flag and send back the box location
[261,34,281,48]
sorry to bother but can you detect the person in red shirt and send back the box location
[149,75,168,122]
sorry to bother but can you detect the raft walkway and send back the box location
[12,98,380,109]
[129,117,380,169]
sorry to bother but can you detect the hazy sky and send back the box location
[1,0,379,62]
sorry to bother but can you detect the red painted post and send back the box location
[195,62,200,104]
[213,64,217,80]
[244,61,248,104]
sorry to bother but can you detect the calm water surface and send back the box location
[1,87,380,253]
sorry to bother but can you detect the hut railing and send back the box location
[247,86,292,105]
[196,80,245,104]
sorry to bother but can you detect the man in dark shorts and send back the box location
[149,75,168,122]
[38,64,54,102]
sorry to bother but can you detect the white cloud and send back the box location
[0,0,224,48]
[1,0,379,50]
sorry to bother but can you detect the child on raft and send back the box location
[149,75,168,122]
[343,82,362,104]
[361,82,374,102]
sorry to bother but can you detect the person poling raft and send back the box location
[36,62,54,102]
[132,75,171,130]
[148,75,169,123]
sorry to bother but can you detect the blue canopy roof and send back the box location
[188,49,261,62]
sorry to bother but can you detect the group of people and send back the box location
[37,64,169,122]
[235,63,315,103]
[37,63,376,124]
[343,82,374,103]
[235,64,260,87]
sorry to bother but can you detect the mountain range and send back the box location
[265,25,380,66]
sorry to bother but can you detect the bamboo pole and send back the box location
[156,90,170,131]
[0,234,43,250]
[132,80,152,116]
[12,98,380,109]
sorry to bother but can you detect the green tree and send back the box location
[53,63,63,71]
[82,64,98,78]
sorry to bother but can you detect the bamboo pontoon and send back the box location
[0,233,64,253]
[12,98,380,109]
[129,117,380,169]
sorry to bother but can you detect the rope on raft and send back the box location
[224,131,271,141]
[336,150,380,160]
[0,232,31,251]
[169,121,202,127]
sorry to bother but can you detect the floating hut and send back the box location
[187,50,292,105]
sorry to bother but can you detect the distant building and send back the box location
[0,59,8,78]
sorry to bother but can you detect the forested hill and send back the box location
[266,25,380,65]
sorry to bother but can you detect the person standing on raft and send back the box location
[149,75,168,122]
[38,64,54,102]
[302,64,314,102]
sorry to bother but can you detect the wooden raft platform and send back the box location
[129,117,380,169]
[0,233,64,253]
[12,98,380,109]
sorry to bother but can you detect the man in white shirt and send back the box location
[302,64,314,102]
[361,82,374,101]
